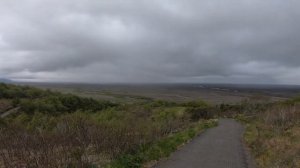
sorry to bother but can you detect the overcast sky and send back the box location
[0,0,300,84]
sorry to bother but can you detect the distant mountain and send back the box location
[0,78,13,83]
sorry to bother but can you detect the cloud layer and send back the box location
[1,0,300,84]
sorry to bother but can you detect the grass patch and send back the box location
[236,107,300,168]
[231,99,300,168]
[107,119,218,168]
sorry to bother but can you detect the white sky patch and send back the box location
[0,51,33,72]
[275,67,300,85]
[232,61,287,76]
[9,62,119,83]
[98,16,144,43]
[0,35,8,48]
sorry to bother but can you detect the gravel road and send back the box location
[155,119,254,168]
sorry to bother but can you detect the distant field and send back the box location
[22,83,299,104]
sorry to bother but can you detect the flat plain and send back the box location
[24,83,299,104]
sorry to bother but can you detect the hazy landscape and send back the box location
[26,83,298,104]
[1,0,300,168]
[0,82,299,167]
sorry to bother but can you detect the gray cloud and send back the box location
[1,0,300,84]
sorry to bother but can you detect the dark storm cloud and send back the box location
[1,0,300,84]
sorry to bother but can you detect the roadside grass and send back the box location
[151,107,187,121]
[106,119,218,168]
[0,99,12,114]
[1,84,219,167]
[5,83,299,168]
[243,119,300,168]
[234,100,300,168]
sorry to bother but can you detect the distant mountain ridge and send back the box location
[0,78,13,83]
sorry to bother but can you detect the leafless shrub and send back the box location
[264,104,300,132]
[0,116,169,167]
[0,99,12,114]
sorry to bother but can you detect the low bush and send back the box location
[0,99,12,113]
[108,119,218,168]
[264,104,300,131]
[187,106,214,121]
[0,83,50,99]
[0,84,219,167]
[0,114,167,168]
[235,101,300,168]
[19,94,116,115]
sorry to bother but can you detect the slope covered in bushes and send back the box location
[0,83,117,115]
[0,83,217,168]
[220,98,300,168]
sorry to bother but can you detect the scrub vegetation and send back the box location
[0,83,299,168]
[220,98,300,168]
[0,83,217,168]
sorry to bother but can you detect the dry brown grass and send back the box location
[244,103,300,168]
[0,117,167,168]
[263,104,300,131]
[0,99,12,114]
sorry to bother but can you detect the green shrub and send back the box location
[182,100,209,108]
[108,120,218,168]
[187,106,214,121]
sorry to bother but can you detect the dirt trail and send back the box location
[0,107,19,118]
[155,119,255,168]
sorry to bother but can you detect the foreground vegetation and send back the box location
[0,83,217,168]
[221,98,300,168]
[108,119,217,168]
[1,83,299,168]
[244,103,299,168]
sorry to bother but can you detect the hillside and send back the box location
[0,83,299,168]
[0,83,217,167]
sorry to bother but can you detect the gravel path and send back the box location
[155,119,254,168]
